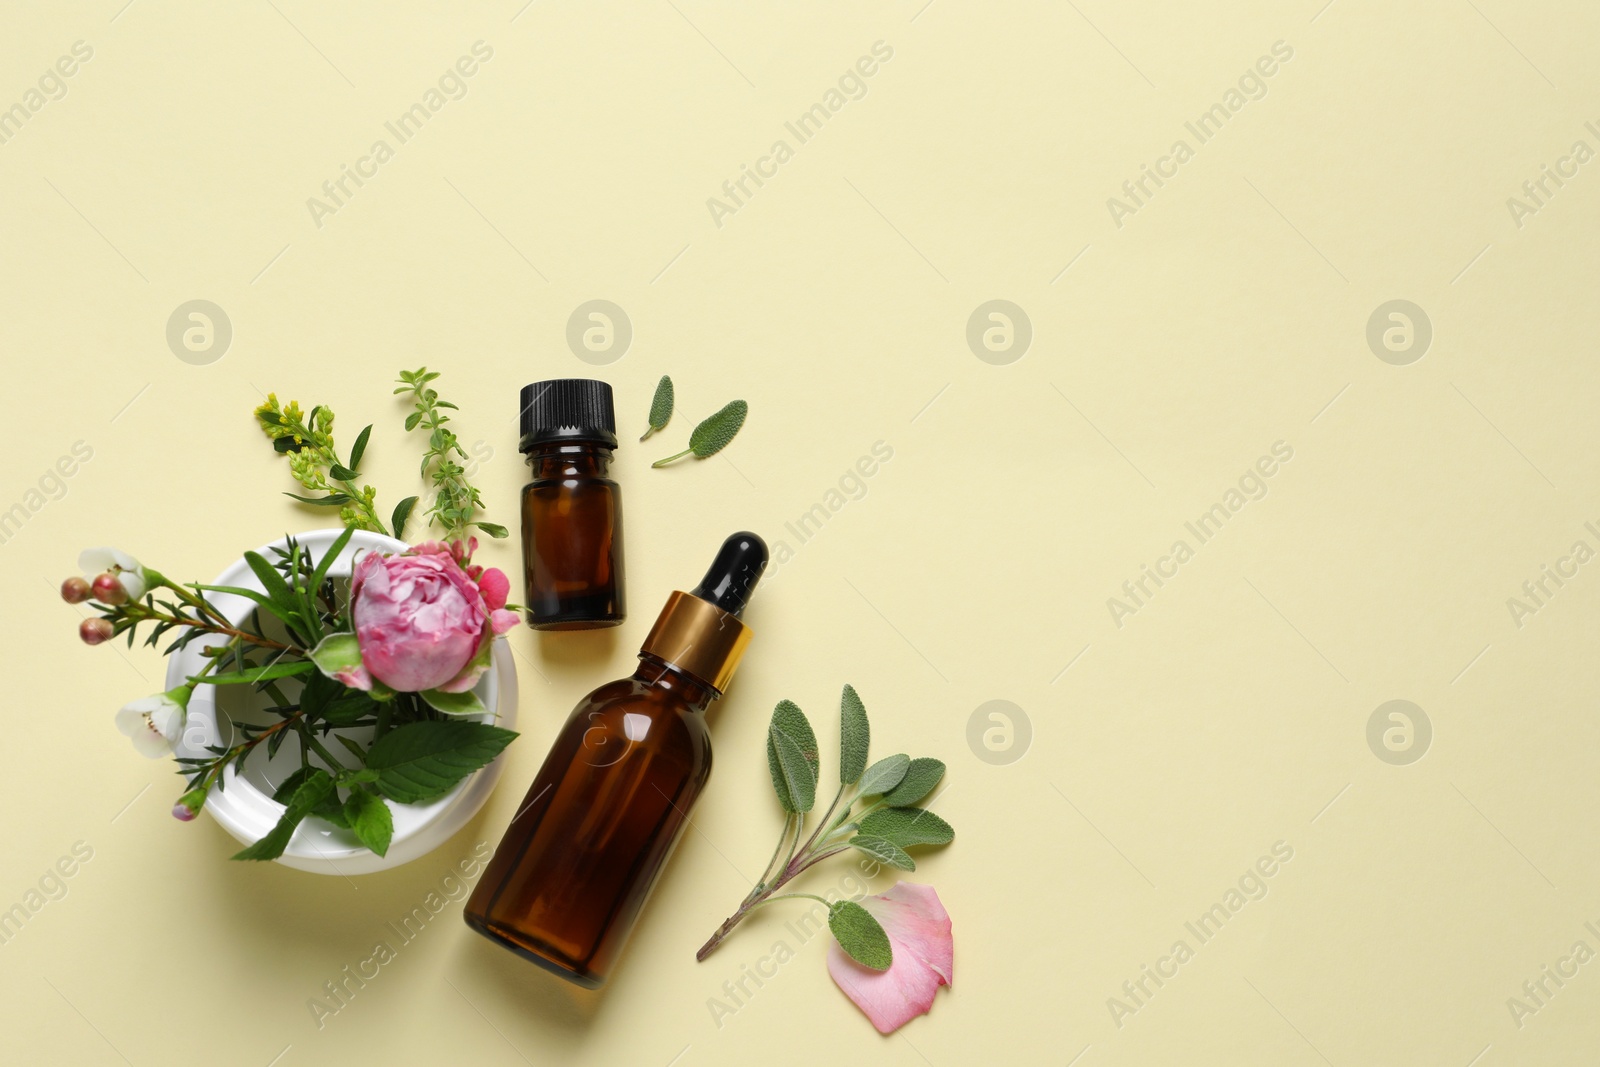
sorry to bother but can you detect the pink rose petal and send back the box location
[478,567,510,612]
[827,882,953,1033]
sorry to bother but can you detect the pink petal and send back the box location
[333,663,372,690]
[489,608,518,635]
[827,882,953,1033]
[477,567,510,612]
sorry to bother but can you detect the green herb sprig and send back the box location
[695,686,953,969]
[394,367,507,542]
[255,396,387,534]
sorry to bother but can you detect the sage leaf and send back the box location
[343,789,394,856]
[848,834,916,871]
[858,806,955,847]
[689,399,746,458]
[365,721,518,804]
[234,769,334,861]
[283,491,351,506]
[839,684,870,785]
[474,521,509,539]
[828,900,892,970]
[856,754,910,798]
[641,375,674,441]
[770,724,817,814]
[766,700,819,812]
[882,757,945,807]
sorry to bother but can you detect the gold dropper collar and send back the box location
[639,591,752,694]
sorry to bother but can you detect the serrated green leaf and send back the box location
[848,834,916,870]
[271,767,317,804]
[828,900,892,970]
[391,495,419,540]
[766,700,819,813]
[348,424,372,470]
[857,753,910,797]
[882,757,945,807]
[234,769,334,861]
[858,806,954,847]
[839,684,870,785]
[688,399,747,458]
[365,721,518,804]
[641,375,674,440]
[343,789,393,856]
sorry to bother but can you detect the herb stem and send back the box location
[650,448,693,468]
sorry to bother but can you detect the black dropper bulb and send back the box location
[689,532,768,618]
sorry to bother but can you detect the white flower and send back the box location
[115,688,190,759]
[79,547,147,600]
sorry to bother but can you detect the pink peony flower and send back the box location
[827,883,953,1034]
[343,541,517,694]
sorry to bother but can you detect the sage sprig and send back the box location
[652,399,747,467]
[640,375,674,441]
[696,685,953,970]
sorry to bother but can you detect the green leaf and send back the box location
[308,525,355,595]
[191,660,315,686]
[858,807,954,847]
[419,688,487,717]
[271,767,317,804]
[765,700,819,813]
[322,689,378,727]
[828,901,892,970]
[688,399,747,459]
[273,436,303,454]
[392,496,419,540]
[313,790,351,828]
[329,464,359,482]
[348,424,372,470]
[848,835,916,871]
[243,549,298,618]
[856,754,910,798]
[308,632,362,682]
[284,491,351,506]
[641,375,674,440]
[343,789,393,856]
[365,721,518,804]
[882,757,945,807]
[770,725,817,813]
[839,684,870,785]
[473,522,508,539]
[234,769,335,861]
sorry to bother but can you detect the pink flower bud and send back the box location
[60,576,92,603]
[79,618,114,645]
[171,803,198,822]
[91,572,128,606]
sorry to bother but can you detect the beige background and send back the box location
[3,0,1599,1063]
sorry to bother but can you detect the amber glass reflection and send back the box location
[464,656,714,987]
[520,442,624,630]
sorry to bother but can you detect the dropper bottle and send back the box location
[464,532,769,987]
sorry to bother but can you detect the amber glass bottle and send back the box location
[518,380,625,630]
[465,532,768,987]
